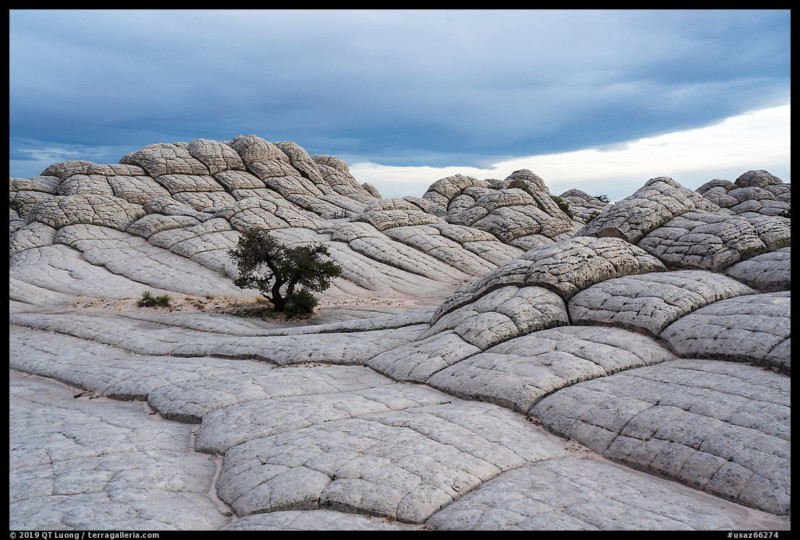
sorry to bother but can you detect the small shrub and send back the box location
[507,178,533,196]
[137,290,155,307]
[284,288,319,318]
[779,208,790,219]
[137,290,171,308]
[549,195,574,219]
[596,194,610,203]
[586,211,600,223]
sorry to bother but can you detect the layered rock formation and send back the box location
[9,136,791,531]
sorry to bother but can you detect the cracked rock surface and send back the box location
[426,456,789,530]
[215,402,570,522]
[636,211,788,271]
[568,270,756,335]
[224,510,421,530]
[426,326,678,414]
[9,140,791,531]
[531,360,790,515]
[558,189,611,223]
[579,177,719,243]
[9,370,231,530]
[660,292,791,373]
[724,248,791,292]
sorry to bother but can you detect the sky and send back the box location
[9,9,791,201]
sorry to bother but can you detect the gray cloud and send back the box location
[9,9,790,175]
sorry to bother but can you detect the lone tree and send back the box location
[228,228,342,316]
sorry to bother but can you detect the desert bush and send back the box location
[507,178,532,195]
[596,194,611,203]
[137,290,171,308]
[284,288,319,317]
[228,228,342,315]
[549,194,574,219]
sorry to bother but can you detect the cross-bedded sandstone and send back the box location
[426,456,789,530]
[637,210,787,271]
[427,326,677,414]
[225,510,419,530]
[558,189,611,223]
[431,236,666,322]
[697,171,790,217]
[120,143,210,178]
[27,194,146,231]
[724,247,790,292]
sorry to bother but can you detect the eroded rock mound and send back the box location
[568,270,756,336]
[558,188,611,223]
[579,176,720,243]
[697,170,790,216]
[660,292,790,373]
[430,236,667,322]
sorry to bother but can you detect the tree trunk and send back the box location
[271,279,286,312]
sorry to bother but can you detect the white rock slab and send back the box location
[426,457,791,530]
[9,370,231,530]
[531,360,790,515]
[216,402,570,523]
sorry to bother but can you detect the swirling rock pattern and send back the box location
[8,138,791,531]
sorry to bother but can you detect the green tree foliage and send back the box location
[549,194,574,219]
[228,228,342,315]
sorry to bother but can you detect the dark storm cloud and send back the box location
[9,9,790,178]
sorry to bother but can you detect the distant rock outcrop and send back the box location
[697,170,790,216]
